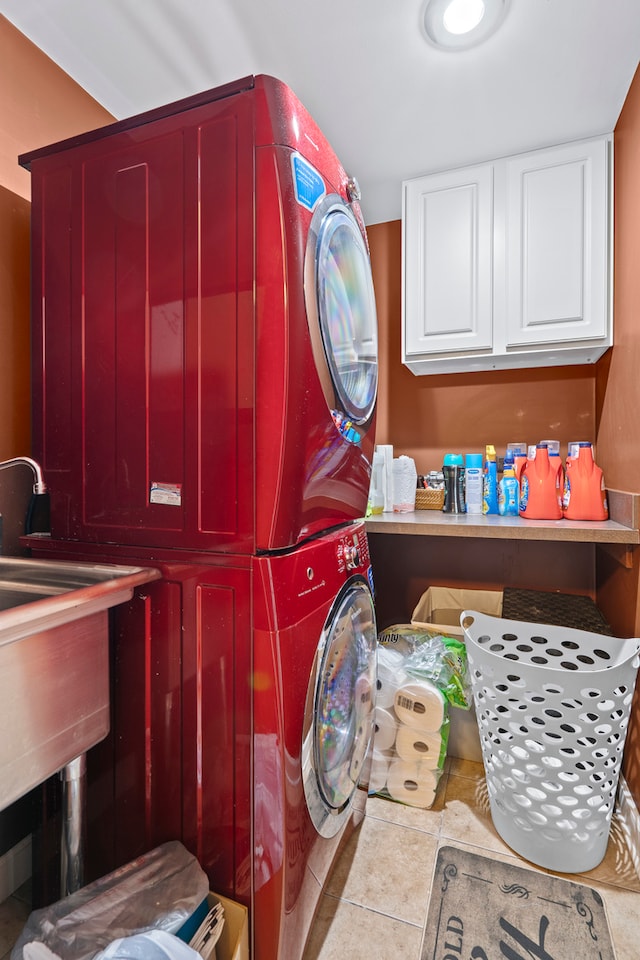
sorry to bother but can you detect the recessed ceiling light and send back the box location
[443,0,485,35]
[423,0,509,51]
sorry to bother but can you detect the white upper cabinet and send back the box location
[403,164,494,357]
[402,135,612,375]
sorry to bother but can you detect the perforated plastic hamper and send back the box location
[461,610,640,873]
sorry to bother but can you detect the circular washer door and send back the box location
[302,576,377,838]
[304,195,378,439]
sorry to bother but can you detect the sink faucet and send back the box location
[0,457,47,494]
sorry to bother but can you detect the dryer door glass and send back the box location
[309,577,377,835]
[313,199,378,427]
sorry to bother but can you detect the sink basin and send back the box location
[0,556,160,812]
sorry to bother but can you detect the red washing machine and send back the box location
[252,521,377,960]
[22,74,378,554]
[27,521,378,960]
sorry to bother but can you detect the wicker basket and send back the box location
[415,488,445,510]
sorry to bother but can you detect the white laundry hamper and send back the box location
[461,610,640,873]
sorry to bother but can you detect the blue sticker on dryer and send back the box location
[292,153,325,211]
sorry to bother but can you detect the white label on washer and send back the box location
[291,153,325,211]
[150,482,182,506]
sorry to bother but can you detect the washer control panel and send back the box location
[336,523,370,574]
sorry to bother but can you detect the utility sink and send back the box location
[0,556,160,812]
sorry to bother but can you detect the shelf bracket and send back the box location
[598,542,635,570]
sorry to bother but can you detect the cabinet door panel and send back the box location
[403,165,493,356]
[505,138,609,347]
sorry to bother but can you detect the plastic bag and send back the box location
[12,842,209,960]
[378,624,472,709]
[94,931,201,960]
[404,634,472,710]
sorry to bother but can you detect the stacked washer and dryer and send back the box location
[21,75,379,960]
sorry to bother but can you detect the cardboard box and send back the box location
[208,893,249,960]
[411,586,504,763]
[411,586,503,639]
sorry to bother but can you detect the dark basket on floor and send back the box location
[502,587,612,636]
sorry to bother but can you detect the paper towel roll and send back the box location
[375,654,407,709]
[395,723,444,766]
[392,456,418,513]
[393,679,446,731]
[369,751,391,792]
[373,706,397,752]
[386,759,439,808]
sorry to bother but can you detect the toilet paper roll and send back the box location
[395,723,444,767]
[348,711,372,782]
[386,759,439,809]
[369,751,391,793]
[377,644,405,670]
[355,674,373,710]
[393,680,446,732]
[373,706,397,752]
[375,661,407,709]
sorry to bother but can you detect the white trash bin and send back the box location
[461,610,640,873]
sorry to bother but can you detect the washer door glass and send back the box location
[306,196,378,430]
[303,577,377,837]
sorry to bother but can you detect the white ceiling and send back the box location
[1,0,638,224]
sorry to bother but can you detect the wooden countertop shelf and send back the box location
[365,489,640,545]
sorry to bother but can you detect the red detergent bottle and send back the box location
[541,440,564,512]
[563,442,609,520]
[519,443,563,520]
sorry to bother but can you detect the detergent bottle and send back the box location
[563,442,609,520]
[541,440,564,513]
[482,444,498,515]
[498,458,519,517]
[366,451,385,516]
[507,442,528,486]
[519,443,562,520]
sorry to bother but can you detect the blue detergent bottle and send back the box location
[498,458,519,516]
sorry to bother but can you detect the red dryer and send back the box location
[22,75,378,554]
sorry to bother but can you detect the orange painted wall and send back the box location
[0,16,113,460]
[595,63,640,801]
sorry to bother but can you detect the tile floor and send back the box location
[1,759,639,960]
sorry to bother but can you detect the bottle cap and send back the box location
[443,453,464,466]
[540,439,560,455]
[465,453,483,468]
